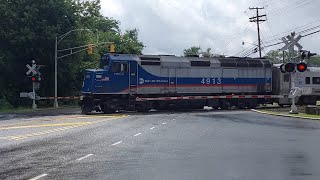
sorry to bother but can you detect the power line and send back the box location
[267,0,314,16]
[263,20,320,44]
[302,29,320,37]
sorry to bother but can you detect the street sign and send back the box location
[20,92,29,98]
[19,92,36,99]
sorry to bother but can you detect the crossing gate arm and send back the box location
[136,95,284,101]
[39,96,80,100]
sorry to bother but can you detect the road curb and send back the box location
[251,109,320,120]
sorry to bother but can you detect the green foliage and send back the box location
[0,0,144,107]
[183,46,216,57]
[183,46,201,56]
[308,56,320,67]
[265,50,320,66]
[0,97,13,110]
[265,50,299,63]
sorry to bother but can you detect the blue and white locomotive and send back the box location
[80,53,273,114]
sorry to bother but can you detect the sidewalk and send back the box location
[252,107,320,120]
[0,106,80,120]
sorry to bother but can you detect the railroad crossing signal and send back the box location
[280,32,303,52]
[284,63,295,73]
[297,62,307,72]
[280,62,308,73]
[24,60,42,109]
[26,61,41,76]
[26,64,37,75]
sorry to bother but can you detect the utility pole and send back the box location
[54,36,58,108]
[249,7,266,58]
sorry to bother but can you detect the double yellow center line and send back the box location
[0,115,127,140]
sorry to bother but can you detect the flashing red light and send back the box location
[31,76,36,81]
[284,63,295,73]
[297,62,307,72]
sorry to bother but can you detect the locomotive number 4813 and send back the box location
[201,78,222,85]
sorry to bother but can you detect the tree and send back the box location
[307,56,320,67]
[0,0,145,108]
[265,50,298,63]
[183,46,201,56]
[265,50,320,66]
[203,48,212,57]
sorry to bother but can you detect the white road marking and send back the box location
[76,154,93,161]
[29,173,48,180]
[133,133,142,137]
[172,119,175,120]
[150,127,155,130]
[162,122,166,124]
[111,141,123,146]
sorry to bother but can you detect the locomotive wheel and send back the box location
[212,106,220,110]
[220,101,230,110]
[81,105,92,115]
[136,104,150,113]
[102,104,115,114]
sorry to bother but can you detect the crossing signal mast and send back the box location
[279,31,317,114]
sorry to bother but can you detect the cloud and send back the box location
[101,0,320,56]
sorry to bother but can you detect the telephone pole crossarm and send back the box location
[249,7,266,58]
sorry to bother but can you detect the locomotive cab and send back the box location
[82,54,138,95]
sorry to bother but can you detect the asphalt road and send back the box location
[1,109,320,180]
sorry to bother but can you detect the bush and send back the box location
[0,97,13,110]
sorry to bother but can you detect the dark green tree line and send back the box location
[0,0,144,109]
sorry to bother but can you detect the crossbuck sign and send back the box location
[26,64,41,75]
[280,32,303,52]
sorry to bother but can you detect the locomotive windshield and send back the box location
[100,55,110,69]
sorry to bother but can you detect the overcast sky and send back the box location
[101,0,320,57]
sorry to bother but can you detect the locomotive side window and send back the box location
[121,63,128,72]
[306,77,310,84]
[312,77,320,84]
[284,74,290,82]
[111,62,128,73]
[111,62,121,73]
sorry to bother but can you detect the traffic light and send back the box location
[108,44,115,53]
[285,63,295,73]
[296,62,307,72]
[87,44,93,55]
